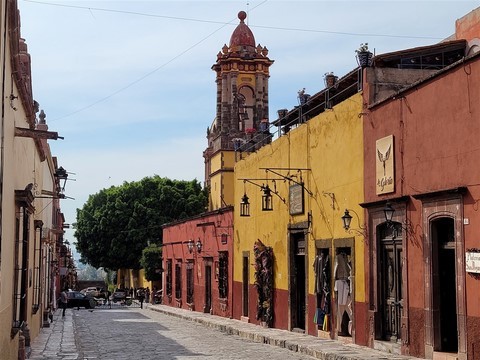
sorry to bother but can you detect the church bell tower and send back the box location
[204,11,274,211]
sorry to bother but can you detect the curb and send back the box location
[146,305,418,360]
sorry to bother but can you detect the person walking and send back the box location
[60,287,69,317]
[137,288,145,309]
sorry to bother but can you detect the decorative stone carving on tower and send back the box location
[206,11,274,155]
[204,11,274,209]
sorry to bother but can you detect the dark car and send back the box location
[66,291,96,309]
[111,290,126,303]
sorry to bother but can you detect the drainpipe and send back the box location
[0,0,8,249]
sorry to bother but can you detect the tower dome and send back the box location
[229,11,255,51]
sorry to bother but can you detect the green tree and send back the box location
[75,176,207,270]
[140,244,163,281]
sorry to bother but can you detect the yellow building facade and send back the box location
[233,87,365,340]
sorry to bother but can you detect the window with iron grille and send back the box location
[218,252,228,299]
[13,204,30,333]
[166,259,172,296]
[32,221,43,313]
[175,262,182,300]
[186,261,194,304]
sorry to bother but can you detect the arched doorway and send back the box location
[431,217,457,352]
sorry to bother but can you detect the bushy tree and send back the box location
[75,176,207,270]
[140,244,163,281]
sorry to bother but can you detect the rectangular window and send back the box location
[218,252,228,299]
[175,262,182,300]
[13,205,29,332]
[186,261,194,304]
[32,222,42,313]
[166,260,172,296]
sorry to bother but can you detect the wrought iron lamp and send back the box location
[383,201,395,224]
[341,208,366,236]
[261,184,273,211]
[187,239,194,253]
[240,181,250,217]
[195,239,202,253]
[341,209,353,230]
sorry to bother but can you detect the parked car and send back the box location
[80,287,99,297]
[66,291,96,309]
[111,290,127,303]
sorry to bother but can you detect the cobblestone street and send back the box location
[29,304,417,360]
[30,306,316,360]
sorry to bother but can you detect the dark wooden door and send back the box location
[205,265,212,313]
[242,255,249,317]
[380,227,403,342]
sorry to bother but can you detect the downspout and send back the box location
[0,0,9,254]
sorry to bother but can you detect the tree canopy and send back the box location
[74,176,207,270]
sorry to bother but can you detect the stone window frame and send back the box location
[414,188,467,360]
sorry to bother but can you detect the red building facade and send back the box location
[361,27,480,360]
[162,207,234,317]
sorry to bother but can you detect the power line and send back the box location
[24,0,269,122]
[23,0,442,40]
[22,0,443,121]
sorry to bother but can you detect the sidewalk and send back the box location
[146,303,418,360]
[28,310,78,359]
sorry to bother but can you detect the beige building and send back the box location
[0,1,67,359]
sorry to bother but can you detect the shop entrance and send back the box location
[290,232,306,331]
[204,264,212,314]
[242,253,249,318]
[379,224,403,342]
[431,217,457,353]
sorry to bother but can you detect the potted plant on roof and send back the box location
[355,43,373,67]
[324,72,338,88]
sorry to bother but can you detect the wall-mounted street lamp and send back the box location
[262,184,273,211]
[380,201,411,238]
[238,178,285,214]
[187,239,194,253]
[383,201,395,224]
[341,208,366,236]
[187,238,202,253]
[196,239,202,253]
[240,181,250,217]
[341,209,353,230]
[238,167,313,217]
[240,193,250,217]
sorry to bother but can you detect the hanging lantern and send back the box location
[262,185,273,211]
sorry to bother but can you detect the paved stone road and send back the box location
[30,306,317,359]
[30,303,418,360]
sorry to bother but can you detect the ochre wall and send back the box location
[233,93,365,336]
[209,151,235,210]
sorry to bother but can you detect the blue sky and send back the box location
[17,0,479,248]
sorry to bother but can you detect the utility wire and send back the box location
[24,0,268,121]
[23,0,442,40]
[43,11,238,121]
[22,0,442,121]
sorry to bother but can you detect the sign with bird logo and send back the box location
[376,135,394,195]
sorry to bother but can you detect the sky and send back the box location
[17,0,480,251]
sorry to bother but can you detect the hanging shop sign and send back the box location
[376,135,395,195]
[289,183,304,215]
